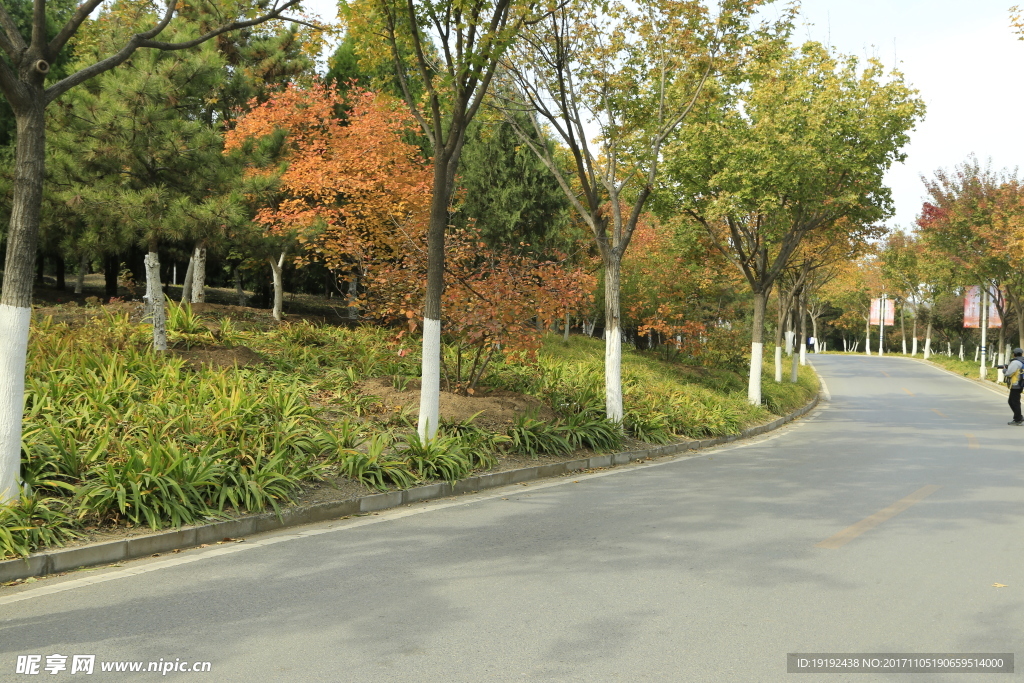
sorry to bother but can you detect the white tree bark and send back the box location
[774,345,783,382]
[606,322,624,420]
[269,252,285,321]
[865,316,872,356]
[144,251,167,351]
[180,255,195,304]
[418,317,442,439]
[923,320,932,359]
[190,246,207,304]
[0,304,30,503]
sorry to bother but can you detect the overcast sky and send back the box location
[302,0,1024,231]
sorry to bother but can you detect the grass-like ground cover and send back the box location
[1,302,818,560]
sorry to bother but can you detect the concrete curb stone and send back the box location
[0,391,821,583]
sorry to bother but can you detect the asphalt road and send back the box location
[1,354,1023,682]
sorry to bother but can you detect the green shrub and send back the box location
[507,413,573,457]
[0,496,82,560]
[397,432,474,484]
[335,433,416,491]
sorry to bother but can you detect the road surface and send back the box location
[1,354,1022,681]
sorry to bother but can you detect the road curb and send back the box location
[1,392,821,583]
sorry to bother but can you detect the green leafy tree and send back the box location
[666,38,924,403]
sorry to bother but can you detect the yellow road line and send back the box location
[902,387,914,396]
[931,408,948,418]
[966,433,978,449]
[816,485,942,549]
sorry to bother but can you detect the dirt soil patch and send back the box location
[359,377,556,431]
[170,344,267,370]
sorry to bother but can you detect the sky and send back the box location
[792,0,1024,231]
[301,0,1024,232]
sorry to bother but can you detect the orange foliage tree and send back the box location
[364,227,595,393]
[225,82,432,277]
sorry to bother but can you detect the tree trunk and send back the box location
[190,245,206,304]
[180,255,195,303]
[75,253,87,294]
[865,314,871,356]
[269,252,285,321]
[417,162,451,440]
[810,313,819,353]
[900,302,907,354]
[799,294,808,366]
[104,253,119,299]
[347,272,359,321]
[604,251,625,419]
[774,293,785,382]
[563,310,570,343]
[923,319,932,359]
[0,103,46,502]
[749,288,767,403]
[144,248,167,351]
[790,291,801,383]
[911,314,918,356]
[234,266,247,307]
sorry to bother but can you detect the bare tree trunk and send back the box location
[234,266,248,307]
[924,319,933,359]
[144,246,167,351]
[190,245,206,304]
[269,252,285,321]
[1,104,45,502]
[180,255,195,304]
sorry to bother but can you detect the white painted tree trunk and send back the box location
[784,330,794,355]
[947,342,951,356]
[959,343,964,361]
[790,339,799,383]
[774,345,783,382]
[974,346,979,362]
[269,252,285,321]
[180,255,195,303]
[418,317,442,439]
[603,254,626,419]
[190,246,206,304]
[74,253,87,294]
[144,251,167,351]
[911,336,918,356]
[0,305,30,502]
[747,290,768,404]
[923,321,932,359]
[865,317,872,356]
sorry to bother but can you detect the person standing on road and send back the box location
[1000,348,1024,425]
[807,335,816,353]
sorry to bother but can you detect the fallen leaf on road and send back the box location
[993,583,1008,588]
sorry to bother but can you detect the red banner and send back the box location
[869,298,895,326]
[963,286,1002,328]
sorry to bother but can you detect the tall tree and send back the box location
[0,0,314,502]
[498,0,758,422]
[666,38,923,403]
[349,0,536,439]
